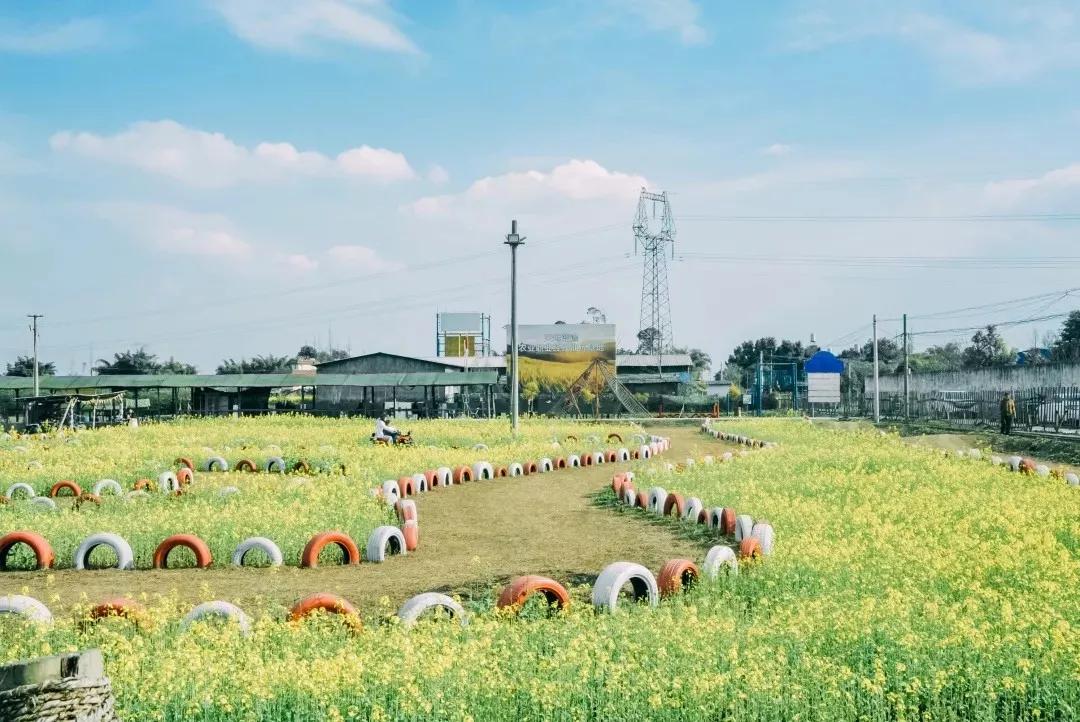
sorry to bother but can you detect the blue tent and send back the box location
[804,350,845,374]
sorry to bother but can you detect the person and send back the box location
[1000,392,1016,435]
[126,409,139,429]
[373,416,399,444]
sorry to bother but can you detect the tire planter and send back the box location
[381,480,401,506]
[683,497,704,523]
[0,531,54,570]
[412,473,428,493]
[74,532,135,570]
[1066,472,1080,486]
[453,466,473,484]
[567,455,581,468]
[739,536,763,560]
[495,466,509,478]
[617,448,631,461]
[472,462,494,480]
[582,454,593,467]
[292,460,312,474]
[612,473,629,496]
[435,467,453,487]
[300,531,361,568]
[647,487,669,515]
[397,592,468,627]
[204,456,228,472]
[5,482,35,500]
[662,493,685,518]
[182,600,251,635]
[231,537,284,567]
[423,470,440,489]
[395,499,418,524]
[92,479,123,497]
[366,525,407,562]
[153,534,213,569]
[508,463,524,477]
[639,445,652,460]
[133,479,156,492]
[266,456,286,473]
[555,457,567,469]
[734,514,754,542]
[176,467,194,486]
[398,476,415,497]
[703,545,739,578]
[719,508,736,535]
[235,459,257,473]
[30,497,57,512]
[605,451,618,463]
[524,461,539,475]
[0,595,52,624]
[289,593,361,630]
[49,480,81,498]
[657,559,700,597]
[635,490,648,508]
[592,452,606,465]
[591,561,658,612]
[538,458,554,473]
[607,433,623,443]
[497,575,570,612]
[158,472,180,493]
[176,457,195,471]
[402,520,419,551]
[74,492,102,510]
[622,485,637,506]
[750,522,775,555]
[90,597,145,622]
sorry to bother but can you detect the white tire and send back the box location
[473,443,488,451]
[158,471,179,492]
[204,456,228,472]
[124,490,149,502]
[990,455,1003,465]
[538,458,553,473]
[182,601,251,635]
[968,449,982,460]
[5,483,35,500]
[639,445,651,459]
[647,487,668,515]
[1065,472,1079,486]
[623,471,634,483]
[232,537,283,567]
[632,433,647,445]
[685,458,695,468]
[664,462,675,472]
[750,522,775,555]
[381,480,401,506]
[472,462,494,480]
[508,463,524,477]
[366,525,407,562]
[683,497,704,523]
[74,532,134,570]
[591,561,658,612]
[30,497,57,512]
[708,507,725,529]
[617,448,630,461]
[265,456,286,473]
[734,515,754,542]
[592,452,605,465]
[412,473,428,493]
[567,455,580,468]
[1008,456,1023,472]
[26,460,42,470]
[1035,464,1050,477]
[0,595,53,624]
[92,479,123,497]
[435,467,453,487]
[397,592,468,628]
[703,546,738,578]
[622,486,637,506]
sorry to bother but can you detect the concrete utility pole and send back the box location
[872,314,880,423]
[505,220,525,434]
[28,314,43,397]
[757,349,764,415]
[902,313,909,420]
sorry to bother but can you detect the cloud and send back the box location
[209,0,418,55]
[0,18,106,55]
[93,203,254,258]
[985,163,1080,206]
[283,253,319,272]
[326,244,403,272]
[615,0,707,45]
[764,143,793,156]
[51,120,415,187]
[406,159,647,217]
[426,164,449,184]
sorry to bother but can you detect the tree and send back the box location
[636,327,661,354]
[859,337,901,368]
[160,357,197,374]
[961,325,1013,369]
[5,356,56,377]
[687,348,711,379]
[522,379,540,413]
[1053,310,1080,363]
[899,343,962,374]
[297,345,349,364]
[95,348,161,375]
[216,355,294,374]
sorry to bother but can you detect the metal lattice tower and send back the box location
[633,188,676,355]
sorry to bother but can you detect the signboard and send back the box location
[807,373,841,403]
[439,313,485,335]
[437,312,488,357]
[444,335,476,357]
[511,323,616,388]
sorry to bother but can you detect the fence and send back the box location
[866,386,1080,433]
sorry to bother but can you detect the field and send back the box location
[2,417,1079,721]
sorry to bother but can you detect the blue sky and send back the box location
[1,0,1079,374]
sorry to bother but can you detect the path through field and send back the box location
[3,425,731,613]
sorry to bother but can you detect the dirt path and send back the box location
[1,426,729,614]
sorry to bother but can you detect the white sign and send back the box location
[807,373,841,403]
[742,394,752,406]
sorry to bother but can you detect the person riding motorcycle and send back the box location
[373,416,400,444]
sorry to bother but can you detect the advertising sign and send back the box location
[511,323,616,388]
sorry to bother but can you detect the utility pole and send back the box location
[505,220,525,434]
[872,314,880,423]
[28,314,43,397]
[902,313,909,420]
[756,349,763,415]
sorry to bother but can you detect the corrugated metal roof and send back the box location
[0,371,498,391]
[615,354,693,368]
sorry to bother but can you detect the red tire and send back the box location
[739,537,762,560]
[235,459,256,473]
[611,473,628,496]
[176,467,194,486]
[153,534,213,569]
[90,597,144,621]
[74,492,101,510]
[289,593,361,630]
[697,509,709,524]
[395,500,417,523]
[635,491,648,508]
[453,466,473,484]
[495,466,509,478]
[49,480,81,498]
[301,531,361,568]
[497,575,570,612]
[632,450,640,460]
[720,508,736,535]
[525,461,539,475]
[663,493,685,518]
[658,559,700,597]
[292,460,311,474]
[582,454,593,467]
[398,476,415,497]
[606,451,618,463]
[555,458,567,469]
[423,470,439,489]
[1019,458,1037,474]
[134,478,156,492]
[402,520,419,551]
[0,531,54,570]
[175,457,195,471]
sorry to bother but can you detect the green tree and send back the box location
[160,357,197,374]
[1052,310,1080,362]
[900,343,963,374]
[5,356,56,377]
[216,355,294,374]
[961,325,1013,369]
[95,348,161,375]
[522,379,540,413]
[297,346,350,364]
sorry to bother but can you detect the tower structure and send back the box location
[633,188,676,356]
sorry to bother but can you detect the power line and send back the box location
[679,213,1080,223]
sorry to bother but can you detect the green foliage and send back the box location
[5,355,56,377]
[160,357,197,374]
[95,347,162,375]
[961,325,1013,369]
[216,355,294,374]
[1052,310,1080,362]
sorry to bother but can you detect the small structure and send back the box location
[805,350,844,411]
[0,649,118,722]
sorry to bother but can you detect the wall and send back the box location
[867,363,1080,394]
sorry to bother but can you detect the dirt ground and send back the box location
[0,426,731,614]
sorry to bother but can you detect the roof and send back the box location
[0,371,499,391]
[615,354,694,368]
[315,350,694,371]
[805,350,845,374]
[315,352,462,370]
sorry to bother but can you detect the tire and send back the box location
[204,456,228,472]
[473,443,489,451]
[92,479,123,497]
[538,458,553,473]
[739,536,762,560]
[684,458,696,468]
[750,522,775,555]
[707,508,724,529]
[0,531,55,570]
[720,508,736,535]
[176,457,195,471]
[495,466,509,477]
[158,472,180,493]
[133,479,156,492]
[153,534,213,569]
[635,491,648,508]
[662,493,685,517]
[683,497,704,523]
[567,455,581,468]
[5,483,35,500]
[266,456,286,473]
[1066,472,1079,486]
[639,445,651,460]
[607,433,623,443]
[702,455,714,465]
[49,480,81,498]
[235,459,257,473]
[497,575,571,612]
[524,461,538,475]
[74,492,102,510]
[74,532,135,570]
[0,595,52,624]
[90,597,144,622]
[381,480,401,506]
[647,487,668,515]
[288,593,360,630]
[125,490,150,502]
[402,520,419,551]
[606,451,618,463]
[453,466,473,483]
[509,463,524,477]
[581,454,593,467]
[1035,464,1051,477]
[734,514,754,542]
[722,452,733,462]
[611,473,629,496]
[1008,455,1023,472]
[366,525,407,562]
[555,457,567,469]
[176,467,194,486]
[703,545,739,578]
[395,499,418,524]
[292,460,312,474]
[398,476,415,497]
[301,531,361,568]
[232,536,283,567]
[622,486,637,506]
[182,600,251,635]
[435,467,453,487]
[472,462,494,480]
[657,559,700,597]
[617,448,631,461]
[30,497,58,512]
[397,592,468,627]
[591,561,658,612]
[592,452,605,465]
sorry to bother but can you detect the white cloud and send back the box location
[93,203,254,258]
[209,0,418,55]
[764,143,793,156]
[616,0,706,45]
[326,244,402,272]
[0,18,106,55]
[406,159,647,217]
[426,164,449,184]
[283,253,319,272]
[51,120,415,187]
[985,163,1080,206]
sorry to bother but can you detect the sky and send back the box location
[1,0,1079,375]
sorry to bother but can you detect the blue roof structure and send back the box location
[805,350,845,374]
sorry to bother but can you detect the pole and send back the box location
[872,314,880,423]
[902,313,909,420]
[28,314,43,397]
[757,349,763,415]
[505,220,525,434]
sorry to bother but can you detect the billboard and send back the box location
[437,312,489,357]
[511,323,616,388]
[439,313,485,335]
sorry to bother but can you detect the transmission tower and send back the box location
[633,188,676,356]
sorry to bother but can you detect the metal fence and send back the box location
[865,386,1080,433]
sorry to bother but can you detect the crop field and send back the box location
[1,417,1079,721]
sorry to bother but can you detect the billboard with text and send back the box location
[511,323,616,389]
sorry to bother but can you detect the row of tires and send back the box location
[611,473,775,559]
[188,456,313,474]
[0,525,418,572]
[700,420,775,449]
[984,452,1080,486]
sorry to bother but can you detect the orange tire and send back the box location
[697,509,709,524]
[525,461,538,475]
[453,466,473,483]
[495,466,509,478]
[235,459,257,473]
[497,575,570,612]
[612,474,629,497]
[134,478,156,492]
[582,454,593,467]
[402,520,419,551]
[739,537,762,560]
[607,433,623,443]
[289,593,361,630]
[398,476,415,497]
[176,467,194,486]
[49,480,81,498]
[292,460,311,474]
[153,534,213,569]
[555,458,567,469]
[74,492,102,510]
[423,470,439,489]
[720,508,736,535]
[635,491,648,508]
[175,457,195,471]
[606,451,618,463]
[90,597,144,621]
[658,559,700,597]
[0,531,55,570]
[632,450,640,460]
[1019,458,1037,474]
[301,531,361,568]
[663,493,686,518]
[395,500,417,523]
